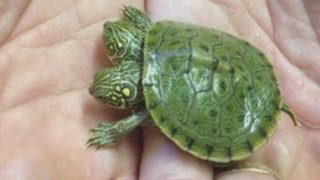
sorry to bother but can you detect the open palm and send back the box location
[0,0,319,179]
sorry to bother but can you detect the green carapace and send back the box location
[88,6,297,165]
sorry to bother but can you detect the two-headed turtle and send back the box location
[88,6,297,165]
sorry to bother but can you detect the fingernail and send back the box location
[216,170,279,180]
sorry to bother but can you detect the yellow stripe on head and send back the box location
[122,87,131,97]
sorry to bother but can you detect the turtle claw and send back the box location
[87,112,148,149]
[87,122,120,148]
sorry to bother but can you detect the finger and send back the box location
[139,128,213,180]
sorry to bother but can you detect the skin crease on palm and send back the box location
[0,0,320,179]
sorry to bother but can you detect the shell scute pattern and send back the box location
[143,21,280,163]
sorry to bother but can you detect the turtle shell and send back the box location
[142,21,281,164]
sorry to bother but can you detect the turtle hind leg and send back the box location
[122,5,151,31]
[87,109,149,148]
[280,103,300,126]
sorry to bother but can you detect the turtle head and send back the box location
[89,64,143,109]
[89,68,128,108]
[103,20,144,65]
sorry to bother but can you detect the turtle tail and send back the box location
[280,103,300,126]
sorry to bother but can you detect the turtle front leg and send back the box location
[87,109,149,148]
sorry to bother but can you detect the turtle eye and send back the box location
[94,95,105,102]
[106,27,112,33]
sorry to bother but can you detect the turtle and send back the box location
[87,6,298,165]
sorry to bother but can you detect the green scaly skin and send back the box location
[87,6,151,147]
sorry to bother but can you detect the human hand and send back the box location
[0,0,319,179]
